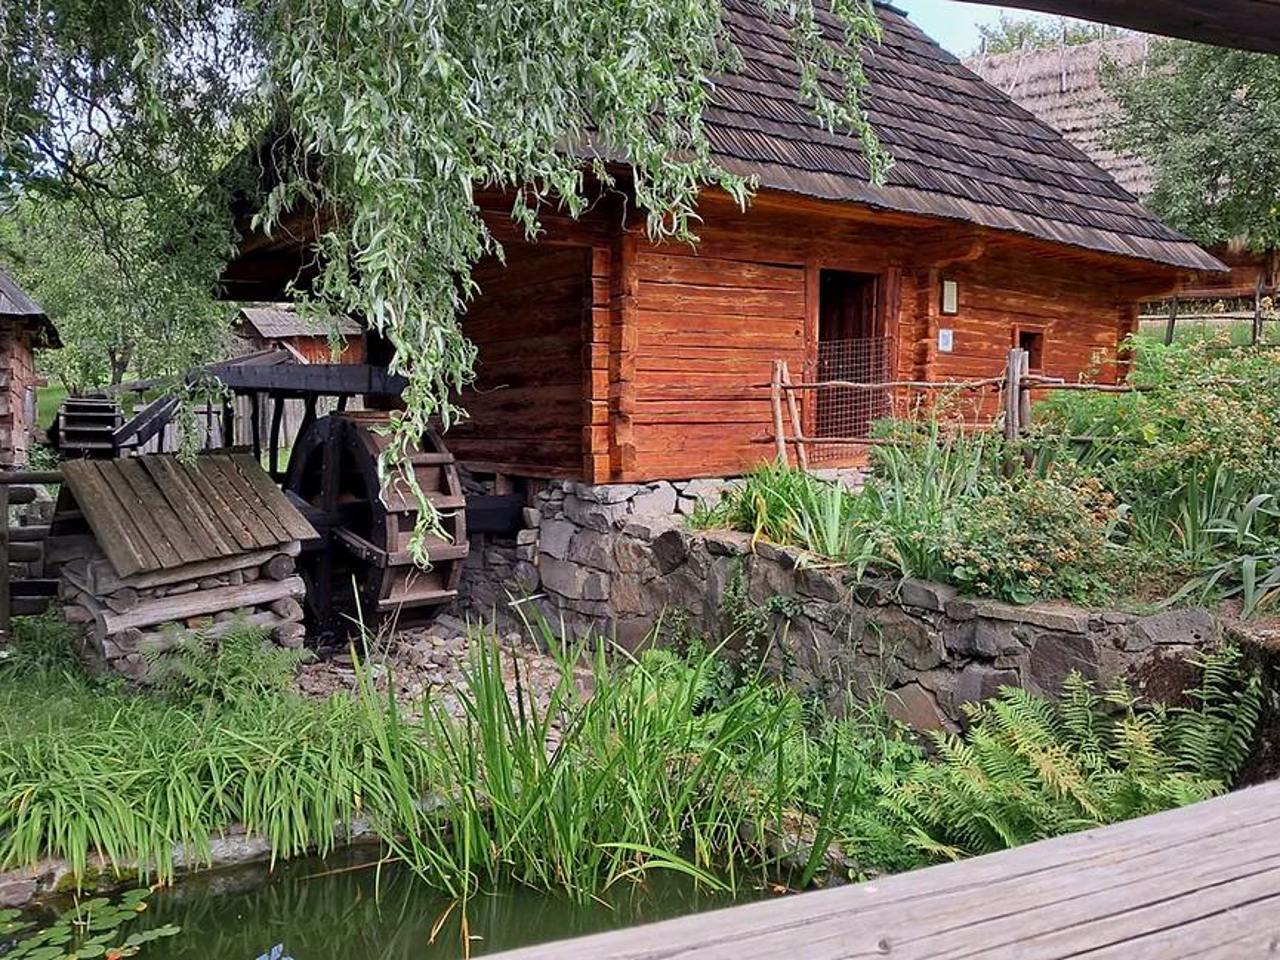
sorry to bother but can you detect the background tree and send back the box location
[1109,42,1280,251]
[0,195,233,391]
[976,13,1126,55]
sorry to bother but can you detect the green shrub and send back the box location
[941,472,1121,605]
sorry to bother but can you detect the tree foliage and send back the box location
[0,195,232,390]
[975,13,1126,56]
[3,0,887,550]
[1109,41,1280,250]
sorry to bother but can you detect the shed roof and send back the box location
[965,38,1154,199]
[706,1,1221,273]
[62,453,316,577]
[239,304,362,341]
[0,268,61,345]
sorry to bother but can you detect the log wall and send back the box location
[447,192,1181,483]
[447,244,593,478]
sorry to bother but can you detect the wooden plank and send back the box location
[176,458,259,551]
[488,780,1280,960]
[203,454,290,545]
[95,461,183,569]
[60,461,152,577]
[228,453,317,543]
[209,454,285,546]
[100,575,306,634]
[139,456,238,558]
[0,482,9,637]
[113,458,205,565]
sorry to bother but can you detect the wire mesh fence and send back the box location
[806,337,894,463]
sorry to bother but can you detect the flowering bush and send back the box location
[942,473,1121,605]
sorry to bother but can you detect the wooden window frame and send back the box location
[1012,324,1048,373]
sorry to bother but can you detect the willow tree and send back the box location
[3,0,886,547]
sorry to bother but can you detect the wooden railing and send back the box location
[765,348,1149,468]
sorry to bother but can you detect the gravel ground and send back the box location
[294,614,591,723]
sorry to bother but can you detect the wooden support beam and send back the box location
[249,392,262,462]
[912,230,986,268]
[269,396,284,477]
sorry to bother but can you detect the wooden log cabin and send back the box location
[222,0,1225,486]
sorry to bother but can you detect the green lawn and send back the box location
[35,381,67,431]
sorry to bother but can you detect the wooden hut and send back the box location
[0,269,61,467]
[237,303,366,364]
[224,0,1224,485]
[53,453,316,678]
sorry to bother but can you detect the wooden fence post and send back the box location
[771,361,788,465]
[0,481,10,639]
[1017,349,1032,433]
[780,362,809,471]
[1165,297,1179,346]
[1003,348,1023,442]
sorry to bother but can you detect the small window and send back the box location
[1017,328,1046,371]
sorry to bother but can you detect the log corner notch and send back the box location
[52,452,317,678]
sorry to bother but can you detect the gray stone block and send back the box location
[652,528,689,574]
[1131,608,1219,649]
[522,507,542,528]
[539,557,610,601]
[563,494,628,531]
[516,527,539,545]
[1028,630,1102,694]
[568,528,615,571]
[885,683,951,733]
[701,530,751,557]
[538,518,576,560]
[898,578,957,613]
[956,665,1020,709]
[613,537,661,580]
[631,483,679,517]
[797,566,845,603]
[575,483,642,505]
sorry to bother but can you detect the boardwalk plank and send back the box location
[487,782,1280,960]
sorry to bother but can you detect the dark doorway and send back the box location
[815,270,889,453]
[820,270,879,342]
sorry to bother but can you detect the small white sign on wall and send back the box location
[938,328,955,353]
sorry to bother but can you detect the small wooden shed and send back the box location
[237,303,366,364]
[0,269,61,467]
[54,453,317,678]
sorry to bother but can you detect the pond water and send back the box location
[123,848,769,959]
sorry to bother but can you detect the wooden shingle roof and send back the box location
[239,304,362,341]
[707,1,1223,274]
[0,268,61,345]
[62,453,317,578]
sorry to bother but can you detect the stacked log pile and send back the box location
[60,545,307,680]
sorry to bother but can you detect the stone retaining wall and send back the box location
[454,478,1217,729]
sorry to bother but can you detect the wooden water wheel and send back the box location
[284,411,468,635]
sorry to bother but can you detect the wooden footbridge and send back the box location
[492,780,1280,960]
